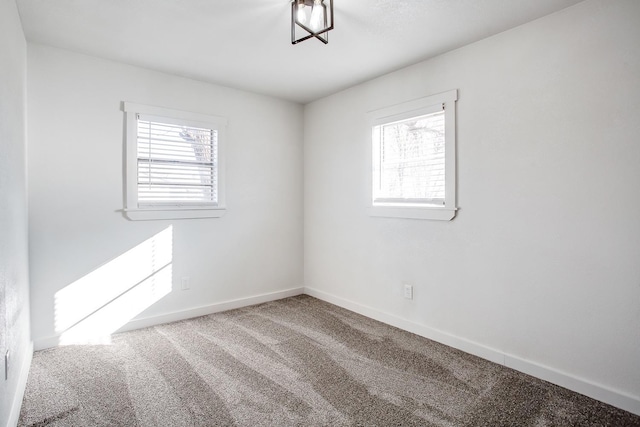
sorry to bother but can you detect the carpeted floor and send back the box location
[19,295,640,426]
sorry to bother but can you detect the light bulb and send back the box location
[296,2,307,24]
[309,0,324,32]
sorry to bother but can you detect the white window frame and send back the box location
[367,89,458,221]
[123,102,227,220]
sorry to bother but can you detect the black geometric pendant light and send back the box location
[291,0,334,44]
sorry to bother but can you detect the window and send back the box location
[368,90,457,220]
[123,103,226,220]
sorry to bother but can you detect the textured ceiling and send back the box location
[16,0,584,103]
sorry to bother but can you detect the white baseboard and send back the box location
[304,287,640,416]
[504,354,640,416]
[34,287,304,350]
[32,335,59,351]
[120,287,304,333]
[6,341,33,427]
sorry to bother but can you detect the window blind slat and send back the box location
[137,118,218,205]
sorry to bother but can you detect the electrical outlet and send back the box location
[403,284,413,300]
[5,350,9,380]
[181,276,191,291]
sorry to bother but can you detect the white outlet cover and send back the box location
[403,284,413,300]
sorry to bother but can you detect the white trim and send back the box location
[124,207,226,221]
[125,110,138,211]
[303,286,640,416]
[370,102,444,127]
[122,102,227,220]
[118,287,304,333]
[32,335,60,352]
[368,206,457,220]
[366,90,457,121]
[6,341,33,427]
[504,355,640,416]
[33,288,304,350]
[123,102,226,126]
[367,90,458,221]
[304,287,504,365]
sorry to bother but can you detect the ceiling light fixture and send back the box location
[291,0,334,45]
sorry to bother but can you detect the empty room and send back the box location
[1,0,639,425]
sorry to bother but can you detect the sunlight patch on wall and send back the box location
[54,226,173,345]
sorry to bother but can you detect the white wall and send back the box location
[304,0,640,414]
[0,0,32,424]
[27,45,304,348]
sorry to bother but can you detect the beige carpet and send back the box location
[19,295,640,426]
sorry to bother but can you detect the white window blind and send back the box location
[136,114,218,207]
[373,108,445,205]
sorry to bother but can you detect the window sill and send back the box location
[368,205,457,221]
[124,207,226,221]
